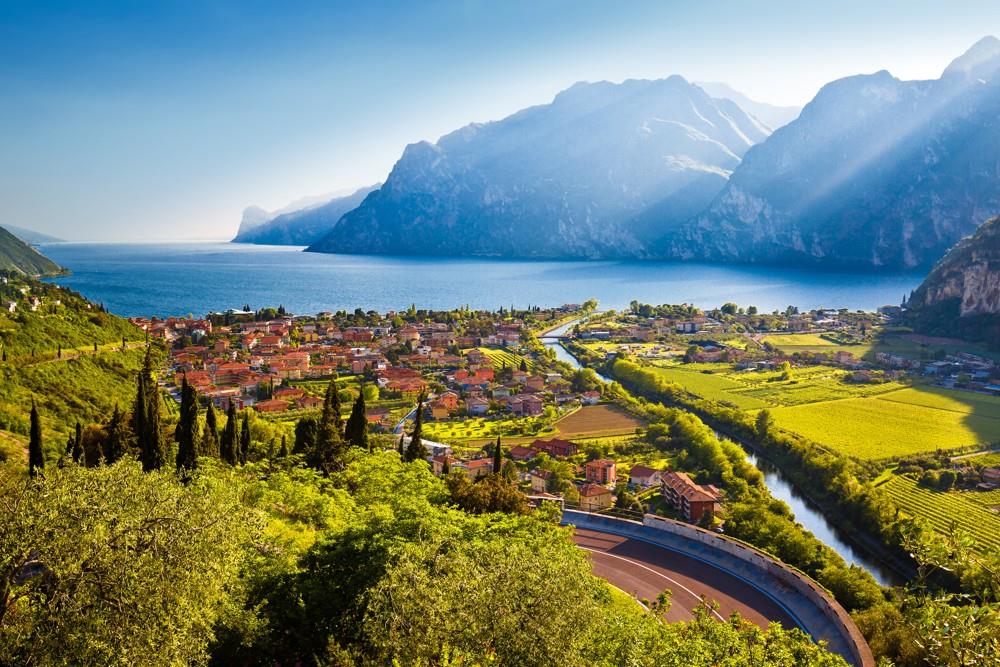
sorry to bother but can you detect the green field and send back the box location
[647,365,770,410]
[423,415,557,443]
[767,392,1000,460]
[880,474,1000,554]
[763,331,1000,362]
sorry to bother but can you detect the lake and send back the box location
[42,242,923,318]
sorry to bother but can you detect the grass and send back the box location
[423,415,558,444]
[767,392,1000,460]
[646,365,770,410]
[879,474,1000,554]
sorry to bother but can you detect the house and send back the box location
[578,483,614,511]
[530,469,552,492]
[459,458,493,480]
[531,438,578,458]
[431,454,456,476]
[660,470,724,523]
[509,394,544,416]
[297,395,324,410]
[581,391,601,405]
[628,465,662,488]
[428,400,451,420]
[437,391,459,410]
[508,445,536,462]
[585,459,617,486]
[466,397,490,416]
[254,398,290,413]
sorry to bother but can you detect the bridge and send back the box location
[562,509,874,667]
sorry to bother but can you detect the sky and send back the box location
[2,1,999,242]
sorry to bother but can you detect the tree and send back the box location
[307,379,347,474]
[104,404,129,464]
[293,416,317,456]
[72,421,83,464]
[755,409,774,439]
[28,398,43,477]
[404,393,428,462]
[345,385,369,450]
[220,403,238,465]
[176,376,199,472]
[0,461,254,665]
[239,413,251,464]
[278,435,289,458]
[492,435,502,474]
[137,348,166,472]
[201,402,220,458]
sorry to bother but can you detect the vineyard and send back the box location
[879,474,1000,554]
[475,347,534,371]
[766,397,1000,460]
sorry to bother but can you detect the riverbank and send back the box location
[551,330,907,586]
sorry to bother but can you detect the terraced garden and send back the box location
[879,474,1000,554]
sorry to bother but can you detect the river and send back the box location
[542,319,901,586]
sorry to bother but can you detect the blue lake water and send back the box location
[41,242,923,318]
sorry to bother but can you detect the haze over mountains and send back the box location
[233,185,379,246]
[238,37,1000,271]
[0,226,62,276]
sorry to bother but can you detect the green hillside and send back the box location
[0,274,151,462]
[0,225,62,276]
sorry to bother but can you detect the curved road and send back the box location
[574,529,797,629]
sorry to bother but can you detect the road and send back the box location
[574,528,797,629]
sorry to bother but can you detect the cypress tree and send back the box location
[131,371,146,451]
[397,433,405,456]
[278,434,289,458]
[310,376,346,473]
[293,416,317,455]
[492,435,502,475]
[202,402,220,458]
[441,456,451,475]
[344,385,368,450]
[72,421,83,464]
[239,413,251,464]
[322,375,344,436]
[176,376,199,472]
[404,393,428,462]
[220,402,238,464]
[104,404,128,464]
[139,349,167,471]
[64,433,74,458]
[28,399,44,478]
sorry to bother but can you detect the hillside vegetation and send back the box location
[0,226,62,276]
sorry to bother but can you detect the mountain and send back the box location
[233,185,380,245]
[664,37,1000,269]
[0,226,62,276]
[906,216,1000,345]
[1,225,63,244]
[307,76,769,259]
[694,82,801,129]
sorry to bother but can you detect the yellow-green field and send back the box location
[879,474,1000,554]
[766,391,1000,460]
[763,331,1000,362]
[633,358,1000,460]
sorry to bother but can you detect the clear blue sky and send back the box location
[2,0,997,241]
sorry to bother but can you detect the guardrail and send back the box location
[563,509,875,667]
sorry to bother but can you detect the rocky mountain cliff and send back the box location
[307,76,769,259]
[233,185,379,245]
[663,37,1000,269]
[906,216,1000,344]
[0,226,62,276]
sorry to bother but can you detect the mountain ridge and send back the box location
[233,185,380,245]
[307,75,769,259]
[661,37,1000,269]
[0,226,63,277]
